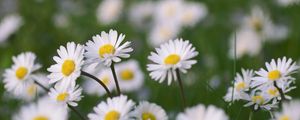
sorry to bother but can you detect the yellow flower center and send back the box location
[164,54,181,65]
[99,44,115,58]
[62,60,75,76]
[279,115,290,120]
[236,82,246,91]
[56,92,69,101]
[142,112,156,120]
[27,84,37,96]
[105,110,120,120]
[252,95,264,104]
[251,18,262,32]
[33,116,49,120]
[101,76,110,85]
[16,67,28,80]
[267,88,278,96]
[120,69,134,81]
[268,70,281,81]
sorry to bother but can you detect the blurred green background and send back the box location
[0,0,300,120]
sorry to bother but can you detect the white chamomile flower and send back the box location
[129,1,154,29]
[130,101,168,120]
[277,0,300,7]
[154,0,183,23]
[147,39,198,85]
[17,74,50,101]
[242,6,288,42]
[176,104,228,120]
[259,83,295,103]
[83,68,115,96]
[148,22,181,47]
[13,97,68,120]
[49,83,83,107]
[229,28,261,59]
[243,91,276,110]
[88,95,135,120]
[85,29,133,67]
[3,52,41,96]
[180,2,208,27]
[116,60,144,92]
[251,57,299,89]
[274,100,300,120]
[96,0,123,25]
[224,69,254,102]
[0,14,23,43]
[47,42,84,87]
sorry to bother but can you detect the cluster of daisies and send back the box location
[224,57,300,119]
[96,0,207,47]
[229,6,289,59]
[2,29,230,120]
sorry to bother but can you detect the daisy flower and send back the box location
[277,0,300,7]
[83,68,115,96]
[148,22,181,47]
[84,29,133,67]
[154,0,183,23]
[13,97,68,120]
[0,14,23,43]
[88,95,135,120]
[228,28,261,59]
[47,42,84,87]
[49,83,83,107]
[96,0,123,25]
[147,39,198,85]
[3,52,41,96]
[259,83,295,103]
[180,2,208,27]
[242,6,288,42]
[274,100,300,120]
[243,91,276,110]
[251,57,299,89]
[17,74,50,101]
[129,1,154,29]
[115,60,144,92]
[176,104,228,120]
[130,101,168,120]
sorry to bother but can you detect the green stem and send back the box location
[81,71,113,98]
[110,62,121,96]
[176,69,186,109]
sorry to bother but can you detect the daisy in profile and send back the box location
[116,60,144,92]
[147,38,198,85]
[0,14,23,43]
[83,68,115,96]
[3,52,41,96]
[130,101,168,120]
[224,69,254,102]
[251,57,299,89]
[84,29,133,67]
[228,28,261,59]
[180,2,208,27]
[88,95,135,120]
[13,97,68,120]
[96,0,123,25]
[176,104,228,120]
[49,83,83,107]
[274,100,300,120]
[47,42,84,87]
